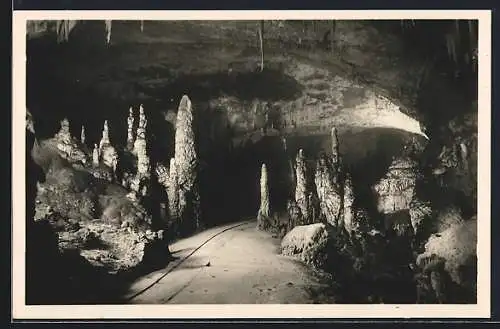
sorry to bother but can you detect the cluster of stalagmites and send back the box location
[29,95,202,301]
[257,125,474,303]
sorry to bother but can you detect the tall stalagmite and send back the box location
[315,127,343,228]
[80,125,86,145]
[127,107,135,151]
[173,95,201,233]
[295,149,309,222]
[99,120,111,152]
[257,163,271,229]
[129,105,151,197]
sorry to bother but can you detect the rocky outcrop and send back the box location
[57,221,167,275]
[416,219,477,293]
[257,163,271,230]
[433,112,478,211]
[281,223,330,268]
[373,157,421,237]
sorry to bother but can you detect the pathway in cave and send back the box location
[125,220,335,304]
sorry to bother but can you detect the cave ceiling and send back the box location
[26,20,478,139]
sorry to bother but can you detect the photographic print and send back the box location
[12,10,491,319]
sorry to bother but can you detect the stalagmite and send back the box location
[99,120,111,152]
[155,163,169,189]
[295,149,310,222]
[127,107,135,151]
[167,157,179,222]
[80,125,86,145]
[342,174,355,235]
[92,143,100,168]
[139,104,147,129]
[55,118,87,164]
[314,155,343,228]
[173,95,201,232]
[257,163,270,230]
[331,127,340,168]
[56,118,71,143]
[136,130,150,178]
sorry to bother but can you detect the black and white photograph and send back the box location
[12,10,491,319]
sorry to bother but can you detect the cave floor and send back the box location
[125,220,336,304]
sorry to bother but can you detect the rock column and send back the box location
[257,163,270,230]
[295,149,310,223]
[314,127,343,228]
[171,95,201,233]
[127,107,135,151]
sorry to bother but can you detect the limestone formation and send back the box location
[101,144,119,173]
[409,197,432,235]
[56,118,71,143]
[167,157,179,222]
[92,143,100,168]
[286,199,303,227]
[126,107,135,150]
[173,95,201,232]
[331,127,340,167]
[99,120,111,152]
[257,163,270,229]
[373,157,418,215]
[136,131,150,178]
[80,125,86,145]
[139,104,147,129]
[342,173,355,235]
[54,118,87,165]
[416,219,477,286]
[314,155,343,227]
[294,149,310,222]
[155,162,170,189]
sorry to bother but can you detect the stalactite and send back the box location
[258,21,264,72]
[55,20,77,43]
[140,20,144,33]
[105,20,112,45]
